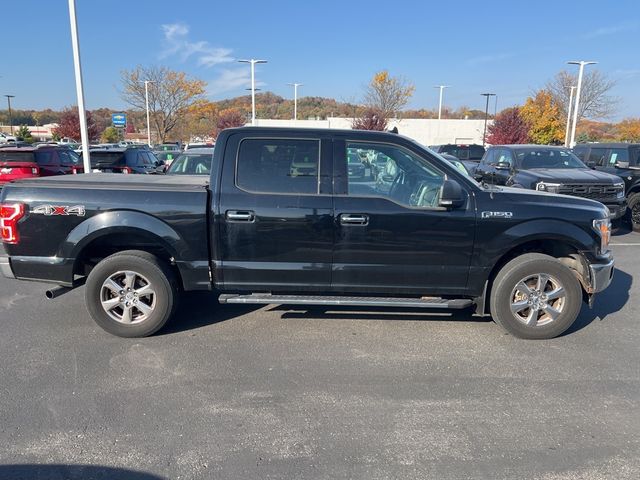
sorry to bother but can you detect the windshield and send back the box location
[166,152,212,175]
[515,148,586,170]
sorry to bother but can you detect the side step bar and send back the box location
[219,293,473,309]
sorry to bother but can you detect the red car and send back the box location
[0,147,40,188]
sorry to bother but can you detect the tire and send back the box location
[85,250,178,337]
[489,253,582,339]
[627,193,640,233]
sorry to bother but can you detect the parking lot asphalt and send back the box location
[0,230,639,480]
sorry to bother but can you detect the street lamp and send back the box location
[567,60,597,148]
[481,93,496,146]
[238,59,267,126]
[67,0,90,172]
[288,83,303,120]
[564,85,577,147]
[4,95,14,134]
[142,80,154,146]
[434,85,449,120]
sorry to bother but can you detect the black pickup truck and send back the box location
[474,145,627,220]
[0,127,614,339]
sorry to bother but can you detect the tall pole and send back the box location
[4,95,14,134]
[288,83,303,120]
[144,80,153,146]
[564,86,576,147]
[568,60,597,148]
[239,59,267,126]
[481,93,496,146]
[67,0,90,172]
[434,85,449,120]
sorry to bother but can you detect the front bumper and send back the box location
[605,202,627,220]
[0,255,15,279]
[588,257,614,293]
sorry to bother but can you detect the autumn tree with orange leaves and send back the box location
[520,90,564,145]
[363,70,414,119]
[120,65,206,143]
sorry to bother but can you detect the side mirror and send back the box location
[495,162,511,170]
[439,178,465,208]
[615,161,629,169]
[154,165,166,174]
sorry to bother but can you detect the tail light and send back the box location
[32,167,39,175]
[122,167,131,174]
[72,167,78,174]
[0,203,25,244]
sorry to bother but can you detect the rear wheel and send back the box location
[85,250,177,337]
[627,193,640,232]
[490,253,582,339]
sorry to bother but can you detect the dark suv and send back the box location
[88,147,160,174]
[573,143,640,230]
[430,144,486,161]
[475,145,626,220]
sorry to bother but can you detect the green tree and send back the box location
[101,126,120,143]
[15,125,34,144]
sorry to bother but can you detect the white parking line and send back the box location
[611,243,640,246]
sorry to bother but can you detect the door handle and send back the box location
[339,213,369,226]
[226,210,255,222]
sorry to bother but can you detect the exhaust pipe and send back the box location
[45,286,73,299]
[45,277,86,300]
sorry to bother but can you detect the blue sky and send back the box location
[2,0,639,119]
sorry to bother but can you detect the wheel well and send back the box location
[73,232,181,285]
[480,239,588,314]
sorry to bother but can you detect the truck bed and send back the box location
[8,173,210,191]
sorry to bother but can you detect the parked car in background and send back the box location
[0,147,40,188]
[153,150,181,172]
[165,149,214,175]
[573,143,640,230]
[184,142,215,150]
[440,153,471,176]
[58,137,78,146]
[475,145,626,219]
[430,144,486,161]
[87,147,160,174]
[154,142,182,151]
[0,133,17,144]
[347,149,366,180]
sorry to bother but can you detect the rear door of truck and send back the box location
[216,131,334,291]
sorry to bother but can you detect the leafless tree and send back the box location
[546,69,618,121]
[363,71,415,119]
[120,65,206,143]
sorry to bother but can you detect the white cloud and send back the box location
[465,53,514,66]
[160,22,234,67]
[583,22,638,39]
[207,68,266,96]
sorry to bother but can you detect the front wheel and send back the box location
[490,253,582,339]
[627,193,640,232]
[85,250,178,337]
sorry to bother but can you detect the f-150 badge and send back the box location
[481,211,513,219]
[31,205,86,217]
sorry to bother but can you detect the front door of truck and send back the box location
[331,139,476,295]
[217,133,333,291]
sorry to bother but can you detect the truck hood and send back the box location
[518,168,620,184]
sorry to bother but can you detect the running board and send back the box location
[219,293,473,309]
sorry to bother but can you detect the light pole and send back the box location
[481,93,496,146]
[143,80,154,146]
[238,59,267,126]
[67,0,90,172]
[567,60,597,148]
[4,95,14,134]
[564,85,576,147]
[288,83,303,120]
[434,85,449,120]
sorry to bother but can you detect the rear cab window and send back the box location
[236,138,320,194]
[0,151,36,163]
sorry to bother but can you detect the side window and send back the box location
[346,142,445,208]
[480,149,495,166]
[237,138,320,194]
[58,150,80,165]
[573,146,587,161]
[496,149,514,166]
[469,145,485,160]
[34,151,55,165]
[608,148,629,166]
[588,148,608,166]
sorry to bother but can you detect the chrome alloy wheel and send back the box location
[100,270,156,324]
[509,273,566,327]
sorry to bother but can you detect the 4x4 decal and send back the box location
[31,205,86,217]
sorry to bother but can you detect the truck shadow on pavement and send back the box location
[0,464,165,480]
[563,267,633,336]
[161,268,631,336]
